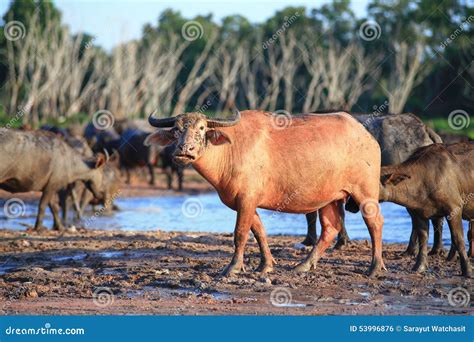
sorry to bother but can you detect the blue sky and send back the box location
[1,0,370,50]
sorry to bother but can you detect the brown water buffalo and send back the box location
[0,129,108,230]
[303,112,444,257]
[145,110,385,277]
[377,143,473,277]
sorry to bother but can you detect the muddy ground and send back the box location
[0,228,472,315]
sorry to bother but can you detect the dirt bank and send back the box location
[0,229,471,315]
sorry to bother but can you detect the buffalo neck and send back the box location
[192,143,233,191]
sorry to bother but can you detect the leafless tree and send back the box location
[383,41,428,114]
[173,31,219,115]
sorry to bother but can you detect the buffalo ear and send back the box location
[144,129,176,146]
[109,149,120,167]
[206,129,231,145]
[95,153,107,168]
[382,173,410,186]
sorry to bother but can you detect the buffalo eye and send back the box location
[200,126,205,131]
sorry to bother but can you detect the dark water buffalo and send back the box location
[0,129,107,230]
[376,143,473,277]
[78,154,122,216]
[303,113,444,255]
[119,128,158,185]
[84,122,157,185]
[146,110,385,277]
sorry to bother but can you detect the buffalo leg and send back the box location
[177,168,184,191]
[301,211,318,246]
[447,214,471,277]
[429,218,445,256]
[147,163,155,186]
[70,187,82,220]
[49,199,65,231]
[403,209,418,256]
[252,213,275,273]
[222,203,255,276]
[58,188,68,223]
[295,201,342,272]
[34,190,54,230]
[468,221,473,258]
[412,218,429,273]
[164,167,172,190]
[334,201,349,249]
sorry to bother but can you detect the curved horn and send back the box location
[148,110,176,128]
[103,149,110,162]
[206,109,241,128]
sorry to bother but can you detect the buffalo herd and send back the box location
[0,110,472,278]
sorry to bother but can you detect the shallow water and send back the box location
[0,193,468,245]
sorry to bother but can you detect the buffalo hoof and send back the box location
[255,263,273,274]
[300,236,317,247]
[428,247,446,257]
[52,224,65,232]
[294,259,316,273]
[334,238,349,250]
[366,259,386,278]
[256,257,276,273]
[412,260,427,273]
[221,261,245,277]
[29,225,47,233]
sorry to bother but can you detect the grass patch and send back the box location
[423,116,473,139]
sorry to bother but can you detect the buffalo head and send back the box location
[144,110,240,166]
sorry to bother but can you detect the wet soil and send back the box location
[0,229,471,315]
